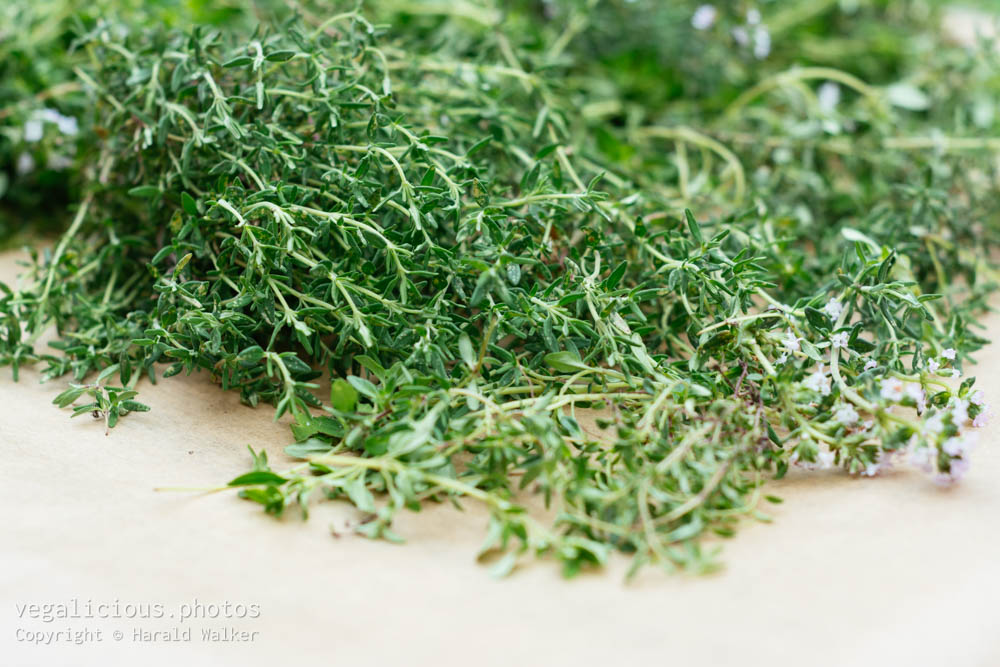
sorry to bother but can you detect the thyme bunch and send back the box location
[2,1,999,576]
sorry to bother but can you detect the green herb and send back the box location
[1,1,998,577]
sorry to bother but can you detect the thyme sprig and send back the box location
[1,1,998,576]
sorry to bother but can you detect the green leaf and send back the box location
[285,438,333,458]
[97,364,120,383]
[458,333,477,370]
[557,293,585,307]
[52,386,86,408]
[238,345,265,364]
[544,351,589,373]
[805,306,829,330]
[604,260,627,290]
[128,185,160,198]
[850,337,876,353]
[840,227,880,253]
[222,56,253,68]
[685,209,703,244]
[330,378,359,412]
[342,477,376,513]
[173,252,192,277]
[466,136,491,156]
[265,50,296,62]
[489,552,518,578]
[228,471,288,487]
[239,487,285,515]
[346,375,378,400]
[181,191,198,215]
[886,82,931,111]
[354,355,386,381]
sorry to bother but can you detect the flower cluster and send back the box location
[787,293,989,483]
[14,107,80,175]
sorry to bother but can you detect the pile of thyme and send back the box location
[2,1,998,576]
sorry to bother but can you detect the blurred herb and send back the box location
[1,1,999,577]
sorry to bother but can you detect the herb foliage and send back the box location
[1,1,998,576]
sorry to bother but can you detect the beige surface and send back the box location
[2,247,1000,667]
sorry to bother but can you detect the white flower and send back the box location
[818,82,841,113]
[49,153,73,170]
[752,25,771,59]
[776,352,788,364]
[830,332,849,349]
[817,449,836,469]
[951,369,962,378]
[833,403,859,426]
[924,412,945,435]
[932,452,972,484]
[783,329,801,353]
[964,432,979,450]
[951,398,969,426]
[927,358,940,373]
[879,450,899,471]
[38,108,78,136]
[732,26,750,46]
[879,378,905,401]
[861,463,880,477]
[942,348,956,360]
[691,5,718,30]
[23,108,80,144]
[948,457,971,482]
[942,437,962,457]
[16,152,35,175]
[803,365,831,396]
[969,393,991,428]
[904,383,926,412]
[908,446,935,472]
[862,419,875,431]
[822,297,844,321]
[24,119,43,142]
[864,359,877,371]
[942,434,976,457]
[59,115,78,136]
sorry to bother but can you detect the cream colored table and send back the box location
[2,249,999,667]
